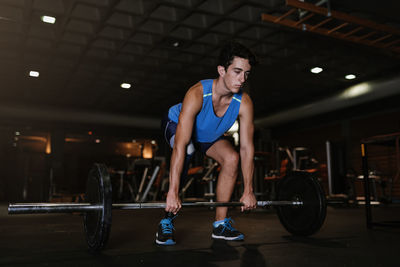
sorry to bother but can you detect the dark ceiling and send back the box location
[0,0,399,131]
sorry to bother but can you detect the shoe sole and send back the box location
[211,233,244,241]
[155,233,176,245]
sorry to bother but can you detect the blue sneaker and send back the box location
[156,215,176,245]
[211,218,244,241]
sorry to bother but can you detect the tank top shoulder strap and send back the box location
[200,79,213,97]
[233,90,243,103]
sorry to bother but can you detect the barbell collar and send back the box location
[257,201,303,206]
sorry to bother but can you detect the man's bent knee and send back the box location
[220,151,239,172]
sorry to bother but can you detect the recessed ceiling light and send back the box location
[121,83,131,89]
[29,71,39,77]
[311,67,323,74]
[41,15,56,24]
[173,41,179,47]
[345,74,356,80]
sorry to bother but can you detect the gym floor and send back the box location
[1,203,400,267]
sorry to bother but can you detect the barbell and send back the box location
[8,163,327,252]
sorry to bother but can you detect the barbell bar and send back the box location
[7,163,327,252]
[8,200,303,214]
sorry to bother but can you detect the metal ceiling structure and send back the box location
[262,0,400,54]
[0,0,399,131]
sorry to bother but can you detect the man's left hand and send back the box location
[240,192,257,212]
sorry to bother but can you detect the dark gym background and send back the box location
[1,0,400,266]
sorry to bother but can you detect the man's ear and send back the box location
[217,65,226,77]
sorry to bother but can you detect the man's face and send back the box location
[219,56,251,93]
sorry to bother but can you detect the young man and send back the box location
[157,41,257,245]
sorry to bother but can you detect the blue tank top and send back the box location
[168,79,242,143]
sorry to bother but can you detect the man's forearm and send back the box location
[168,146,185,194]
[240,148,254,193]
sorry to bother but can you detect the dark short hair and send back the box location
[218,41,257,70]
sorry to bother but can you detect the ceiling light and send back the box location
[29,71,39,77]
[41,15,56,24]
[345,74,356,80]
[95,139,101,143]
[310,67,323,74]
[151,140,156,145]
[121,83,131,89]
[173,41,179,47]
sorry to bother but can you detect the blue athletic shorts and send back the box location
[161,113,223,185]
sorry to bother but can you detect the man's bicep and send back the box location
[239,95,254,146]
[175,85,203,144]
[175,113,195,144]
[239,118,254,147]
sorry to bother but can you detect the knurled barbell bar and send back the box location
[8,163,327,252]
[9,200,302,214]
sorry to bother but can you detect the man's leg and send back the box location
[156,116,195,245]
[205,139,244,241]
[206,139,239,221]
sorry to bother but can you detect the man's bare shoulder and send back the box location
[186,81,203,97]
[238,92,254,119]
[240,91,253,107]
[181,81,203,114]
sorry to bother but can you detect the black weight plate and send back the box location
[84,163,112,252]
[276,172,326,236]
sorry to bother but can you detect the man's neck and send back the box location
[214,77,234,100]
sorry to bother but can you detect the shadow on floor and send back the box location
[282,235,356,248]
[92,239,269,267]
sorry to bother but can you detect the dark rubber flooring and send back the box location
[1,203,400,266]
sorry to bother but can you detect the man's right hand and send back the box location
[166,191,182,215]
